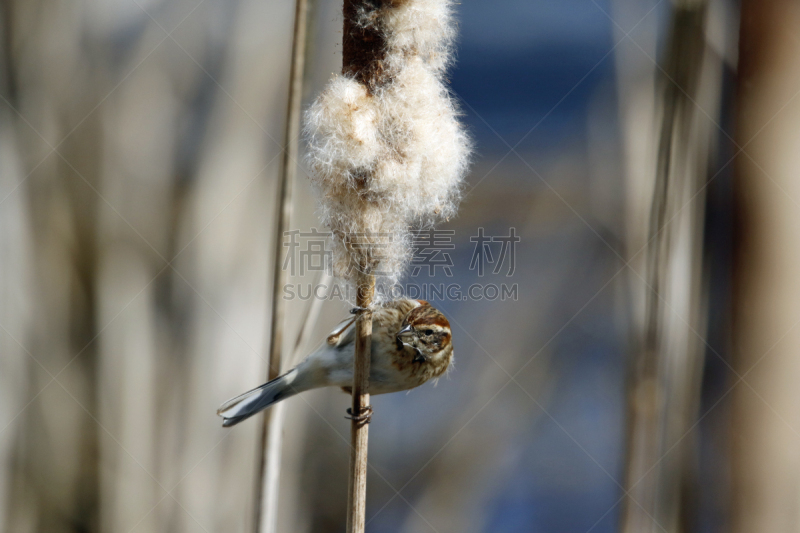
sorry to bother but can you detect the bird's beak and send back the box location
[396,325,427,362]
[396,324,414,341]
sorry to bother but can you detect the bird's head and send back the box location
[396,303,453,364]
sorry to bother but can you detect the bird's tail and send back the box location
[217,369,301,427]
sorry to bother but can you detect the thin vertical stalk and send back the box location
[732,1,800,531]
[620,1,723,531]
[340,1,385,529]
[346,273,375,533]
[291,271,331,363]
[254,0,309,531]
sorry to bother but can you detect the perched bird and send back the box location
[217,299,453,427]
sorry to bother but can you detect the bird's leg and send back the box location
[347,305,373,426]
[345,405,373,425]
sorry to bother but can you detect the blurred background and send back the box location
[3,0,800,532]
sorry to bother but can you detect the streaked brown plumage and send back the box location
[217,299,453,426]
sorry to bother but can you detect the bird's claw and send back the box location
[350,306,370,315]
[346,406,373,425]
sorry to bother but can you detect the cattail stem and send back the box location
[307,0,467,524]
[346,272,375,533]
[339,2,385,530]
[254,0,308,531]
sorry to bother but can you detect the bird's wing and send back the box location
[323,301,418,349]
[326,316,356,347]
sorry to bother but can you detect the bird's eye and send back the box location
[424,329,433,336]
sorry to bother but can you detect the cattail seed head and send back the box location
[305,0,470,298]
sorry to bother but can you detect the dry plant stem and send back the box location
[732,2,800,531]
[620,1,719,531]
[346,273,375,533]
[254,0,309,531]
[292,270,332,363]
[340,2,386,531]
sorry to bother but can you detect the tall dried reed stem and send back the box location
[254,0,309,531]
[346,274,375,533]
[732,1,800,531]
[341,4,378,530]
[305,0,469,529]
[620,0,724,530]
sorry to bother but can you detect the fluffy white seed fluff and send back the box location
[305,0,471,296]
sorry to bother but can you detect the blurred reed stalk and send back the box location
[620,0,725,530]
[1,4,103,530]
[255,0,309,531]
[732,1,800,531]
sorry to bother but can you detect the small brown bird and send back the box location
[217,299,453,427]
